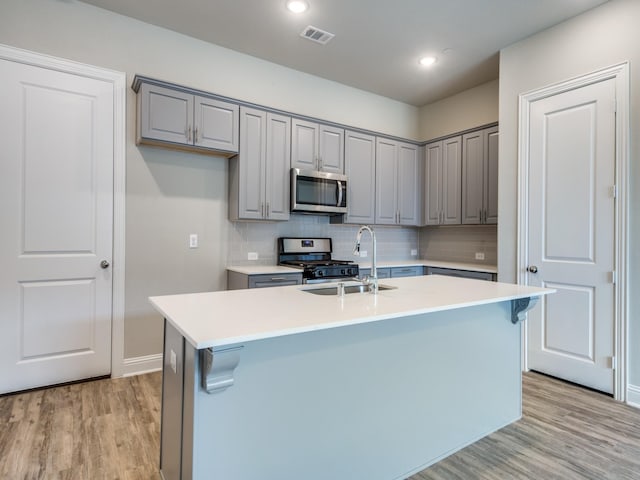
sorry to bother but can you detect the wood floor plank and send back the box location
[1,371,639,479]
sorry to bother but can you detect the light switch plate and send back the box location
[248,252,259,260]
[360,250,368,258]
[475,252,485,260]
[411,249,418,256]
[189,234,198,248]
[170,349,177,374]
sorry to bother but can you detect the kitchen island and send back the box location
[150,275,552,480]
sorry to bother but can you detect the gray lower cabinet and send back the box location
[227,271,303,289]
[136,82,239,155]
[462,126,498,224]
[291,119,344,173]
[424,136,462,225]
[425,266,496,281]
[375,138,420,226]
[342,130,376,224]
[229,107,290,221]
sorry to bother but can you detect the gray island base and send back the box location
[151,275,552,480]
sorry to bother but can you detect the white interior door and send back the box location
[526,77,616,394]
[0,58,114,394]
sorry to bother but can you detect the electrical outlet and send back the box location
[189,234,198,248]
[410,249,418,256]
[248,252,258,261]
[475,252,485,260]
[360,250,368,258]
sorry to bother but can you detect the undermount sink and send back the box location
[303,283,397,296]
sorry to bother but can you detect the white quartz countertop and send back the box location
[227,260,497,275]
[150,275,551,350]
[226,265,302,275]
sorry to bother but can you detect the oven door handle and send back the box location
[337,180,343,207]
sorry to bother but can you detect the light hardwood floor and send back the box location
[1,372,639,479]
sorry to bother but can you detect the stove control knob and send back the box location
[341,269,346,275]
[317,271,323,276]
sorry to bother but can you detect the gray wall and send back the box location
[498,0,640,385]
[418,79,499,141]
[0,0,419,360]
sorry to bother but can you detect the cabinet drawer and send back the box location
[390,266,423,278]
[426,267,495,281]
[359,267,390,279]
[248,273,302,289]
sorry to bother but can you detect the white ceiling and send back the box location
[80,0,609,106]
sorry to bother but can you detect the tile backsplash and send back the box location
[228,215,420,265]
[419,224,497,265]
[228,216,497,267]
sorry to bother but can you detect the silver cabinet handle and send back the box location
[266,202,270,218]
[261,202,265,218]
[188,126,192,142]
[100,260,110,269]
[318,156,322,170]
[527,265,538,274]
[194,126,199,144]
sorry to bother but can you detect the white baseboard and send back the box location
[627,384,640,408]
[121,353,163,377]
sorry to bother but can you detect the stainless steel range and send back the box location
[278,237,359,284]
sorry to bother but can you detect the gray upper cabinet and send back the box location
[291,119,344,173]
[484,127,499,224]
[229,106,290,221]
[343,130,376,224]
[424,136,462,225]
[137,82,239,155]
[462,126,498,224]
[375,138,420,226]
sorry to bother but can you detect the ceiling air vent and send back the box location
[300,25,335,45]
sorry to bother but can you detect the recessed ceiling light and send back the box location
[419,56,437,67]
[286,0,309,13]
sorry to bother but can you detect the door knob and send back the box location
[100,260,110,269]
[527,265,538,274]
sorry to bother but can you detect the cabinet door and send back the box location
[461,131,484,224]
[318,125,344,173]
[344,131,375,224]
[291,119,318,170]
[375,138,398,225]
[194,96,239,152]
[265,113,291,221]
[442,136,462,225]
[139,83,192,145]
[397,142,419,225]
[424,141,443,225]
[237,107,266,220]
[484,127,499,224]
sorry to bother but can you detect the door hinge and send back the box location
[613,98,617,113]
[610,185,617,198]
[609,356,616,370]
[609,271,616,284]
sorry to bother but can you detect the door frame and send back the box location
[517,62,629,401]
[0,44,127,378]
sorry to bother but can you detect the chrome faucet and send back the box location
[353,225,378,294]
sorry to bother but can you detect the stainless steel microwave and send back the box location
[291,168,347,215]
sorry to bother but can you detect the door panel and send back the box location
[195,96,239,152]
[265,112,291,220]
[344,131,375,224]
[318,125,344,173]
[0,59,114,394]
[527,78,615,393]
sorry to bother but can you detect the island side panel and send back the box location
[188,301,521,480]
